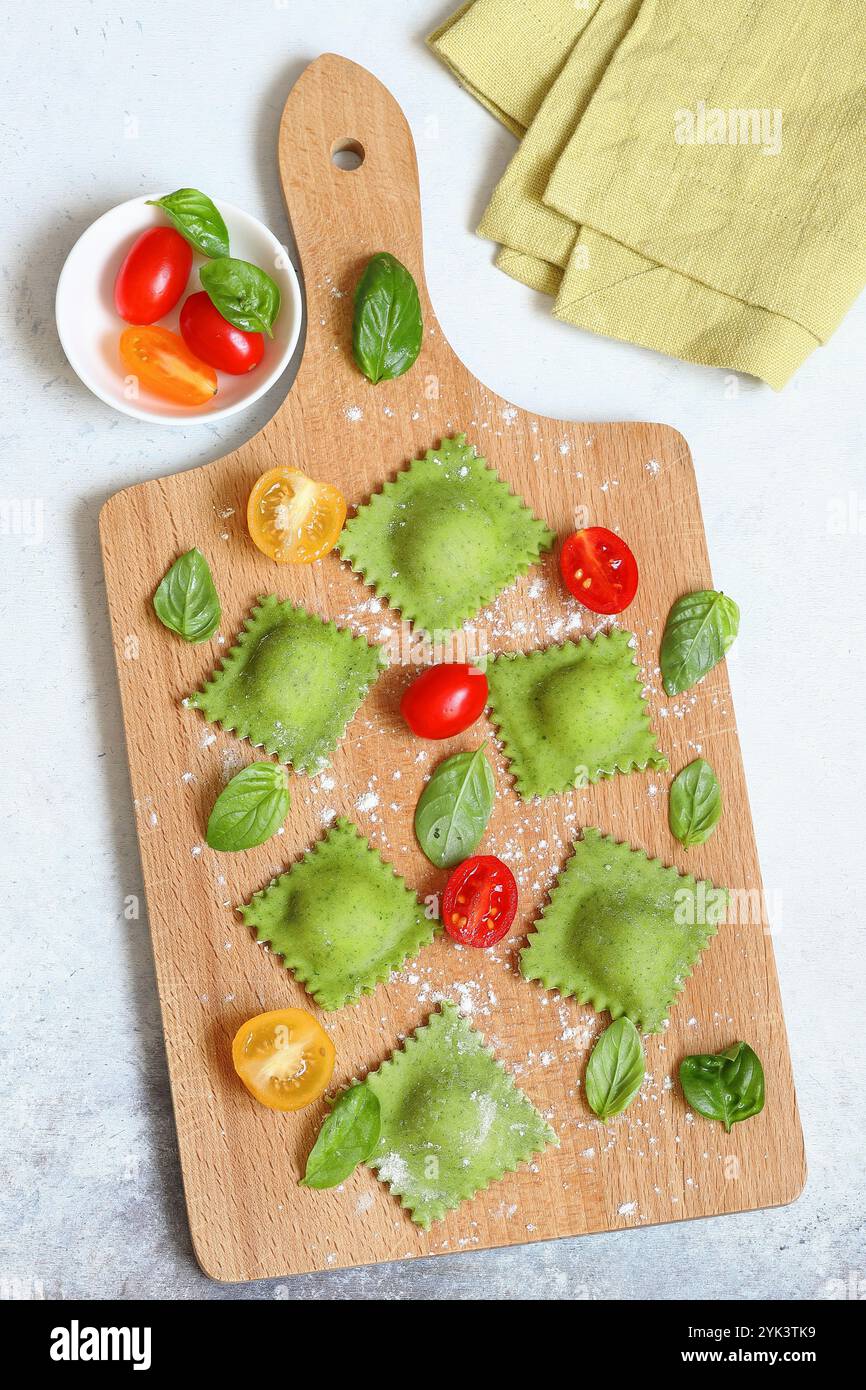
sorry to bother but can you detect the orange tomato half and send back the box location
[247,466,346,563]
[119,325,218,406]
[231,1009,335,1112]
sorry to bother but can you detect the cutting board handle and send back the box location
[275,53,432,393]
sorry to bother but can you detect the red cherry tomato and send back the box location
[400,663,488,740]
[114,227,192,324]
[443,856,518,948]
[179,292,265,375]
[559,526,638,615]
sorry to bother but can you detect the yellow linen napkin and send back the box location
[429,0,866,386]
[428,0,599,136]
[479,0,642,281]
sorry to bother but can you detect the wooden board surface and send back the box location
[99,55,805,1283]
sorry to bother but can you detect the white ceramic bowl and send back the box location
[55,194,302,425]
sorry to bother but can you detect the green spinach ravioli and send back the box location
[485,627,667,798]
[239,818,437,1010]
[188,596,383,773]
[363,1002,557,1228]
[337,434,554,633]
[521,828,727,1032]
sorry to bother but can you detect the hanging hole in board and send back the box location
[331,138,365,172]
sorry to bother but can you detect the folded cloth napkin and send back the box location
[428,0,596,135]
[429,0,866,387]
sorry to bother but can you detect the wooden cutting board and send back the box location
[100,54,805,1282]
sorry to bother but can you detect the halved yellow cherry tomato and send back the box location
[231,1009,335,1112]
[247,466,347,563]
[119,325,218,407]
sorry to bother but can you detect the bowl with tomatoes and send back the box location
[55,194,302,424]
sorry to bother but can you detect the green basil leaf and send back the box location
[352,251,423,383]
[153,548,220,643]
[679,1042,765,1133]
[414,743,495,868]
[585,1017,645,1122]
[205,762,290,852]
[669,758,723,849]
[660,589,740,696]
[301,1085,381,1190]
[200,256,281,337]
[146,187,230,259]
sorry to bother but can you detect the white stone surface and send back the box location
[1,0,863,1301]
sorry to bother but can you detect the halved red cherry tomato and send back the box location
[180,291,265,375]
[560,526,638,615]
[400,663,489,740]
[119,325,217,406]
[114,227,192,324]
[442,855,518,948]
[232,1008,335,1112]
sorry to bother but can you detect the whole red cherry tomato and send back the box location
[114,227,192,324]
[442,855,518,948]
[559,526,638,615]
[400,663,488,739]
[179,292,265,375]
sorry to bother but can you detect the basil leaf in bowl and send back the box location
[585,1017,645,1121]
[679,1042,765,1132]
[146,188,230,259]
[301,1085,381,1190]
[660,589,739,696]
[414,743,495,868]
[200,256,281,337]
[352,251,423,383]
[205,762,290,852]
[669,758,722,848]
[153,548,221,643]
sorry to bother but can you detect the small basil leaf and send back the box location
[585,1017,645,1122]
[669,758,722,849]
[352,251,423,383]
[153,548,221,643]
[301,1085,381,1190]
[146,187,230,259]
[660,589,740,696]
[679,1041,765,1133]
[414,743,495,868]
[205,762,290,852]
[200,256,280,337]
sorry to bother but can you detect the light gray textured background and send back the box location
[1,0,864,1301]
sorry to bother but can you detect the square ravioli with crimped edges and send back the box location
[363,1002,558,1229]
[188,596,384,774]
[485,627,667,799]
[521,828,727,1032]
[337,433,554,633]
[238,818,438,1011]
